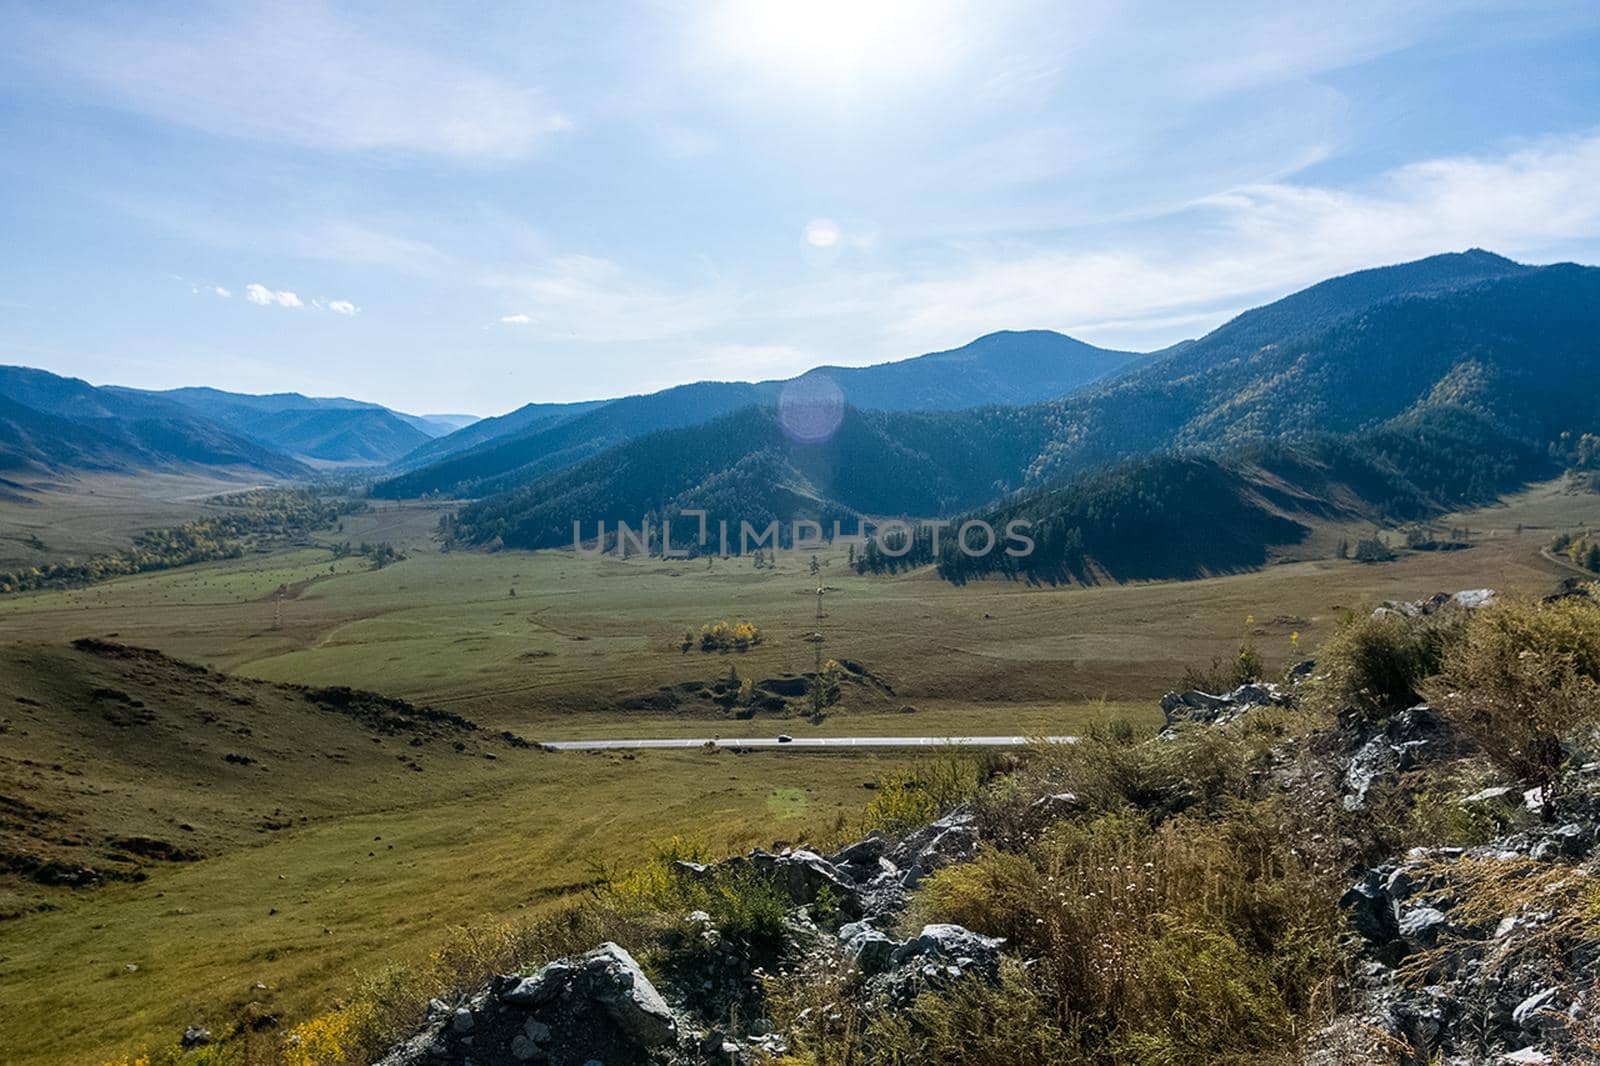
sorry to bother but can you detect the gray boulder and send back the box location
[746,849,864,917]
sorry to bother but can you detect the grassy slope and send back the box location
[1,479,1597,1063]
[0,640,916,1065]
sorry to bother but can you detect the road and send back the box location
[541,735,1078,750]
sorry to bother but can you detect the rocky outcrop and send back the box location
[1373,588,1498,619]
[1340,701,1460,811]
[1159,680,1294,733]
[1333,770,1600,1064]
[376,943,676,1066]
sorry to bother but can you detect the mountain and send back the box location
[374,330,1139,498]
[375,382,771,498]
[770,330,1142,411]
[387,399,608,473]
[1026,249,1549,482]
[0,367,308,477]
[441,251,1600,580]
[118,386,452,465]
[938,403,1548,584]
[446,404,1054,549]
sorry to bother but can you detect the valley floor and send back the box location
[1,478,1597,1063]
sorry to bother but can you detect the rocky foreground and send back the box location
[366,587,1600,1066]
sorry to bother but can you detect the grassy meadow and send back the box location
[1,476,1597,1062]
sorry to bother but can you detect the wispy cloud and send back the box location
[499,313,532,325]
[326,300,359,316]
[484,255,737,343]
[17,3,570,160]
[878,130,1600,351]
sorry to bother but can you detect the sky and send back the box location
[2,1,1599,416]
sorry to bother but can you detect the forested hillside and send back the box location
[441,252,1599,583]
[446,404,1054,550]
[1026,254,1592,481]
[0,367,308,477]
[374,330,1138,498]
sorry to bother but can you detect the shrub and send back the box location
[862,960,1077,1065]
[1352,535,1395,562]
[699,619,763,652]
[1425,597,1600,817]
[860,749,988,836]
[1302,610,1461,721]
[602,835,788,949]
[913,802,1341,1064]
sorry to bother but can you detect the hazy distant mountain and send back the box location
[388,400,607,473]
[375,382,767,498]
[374,330,1140,498]
[770,330,1143,411]
[118,385,456,465]
[0,367,308,477]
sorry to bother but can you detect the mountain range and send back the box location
[4,249,1595,583]
[441,250,1600,581]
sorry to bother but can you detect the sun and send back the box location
[704,0,959,97]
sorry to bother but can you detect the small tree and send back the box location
[1426,598,1600,819]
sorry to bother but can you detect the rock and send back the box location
[1374,589,1496,619]
[500,961,576,1007]
[1396,906,1448,950]
[828,836,885,867]
[745,849,864,917]
[1340,871,1400,946]
[896,923,1004,968]
[1343,703,1457,810]
[1159,682,1291,732]
[450,1008,474,1033]
[888,812,980,882]
[181,1026,212,1048]
[1500,1050,1551,1065]
[573,943,677,1047]
[1029,792,1081,819]
[839,922,898,975]
[1530,822,1588,861]
[1512,987,1562,1031]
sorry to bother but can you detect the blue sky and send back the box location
[2,1,1599,415]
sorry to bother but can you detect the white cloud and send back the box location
[327,300,359,316]
[878,131,1600,352]
[499,313,532,325]
[212,285,231,298]
[245,283,304,309]
[18,4,571,160]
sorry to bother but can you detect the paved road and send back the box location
[542,735,1078,750]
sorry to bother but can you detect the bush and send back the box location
[860,750,988,836]
[912,801,1341,1064]
[698,619,763,652]
[1425,597,1600,817]
[862,960,1077,1065]
[602,835,788,949]
[1302,610,1461,721]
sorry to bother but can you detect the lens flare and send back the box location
[779,373,844,444]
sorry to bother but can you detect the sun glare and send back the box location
[706,0,958,96]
